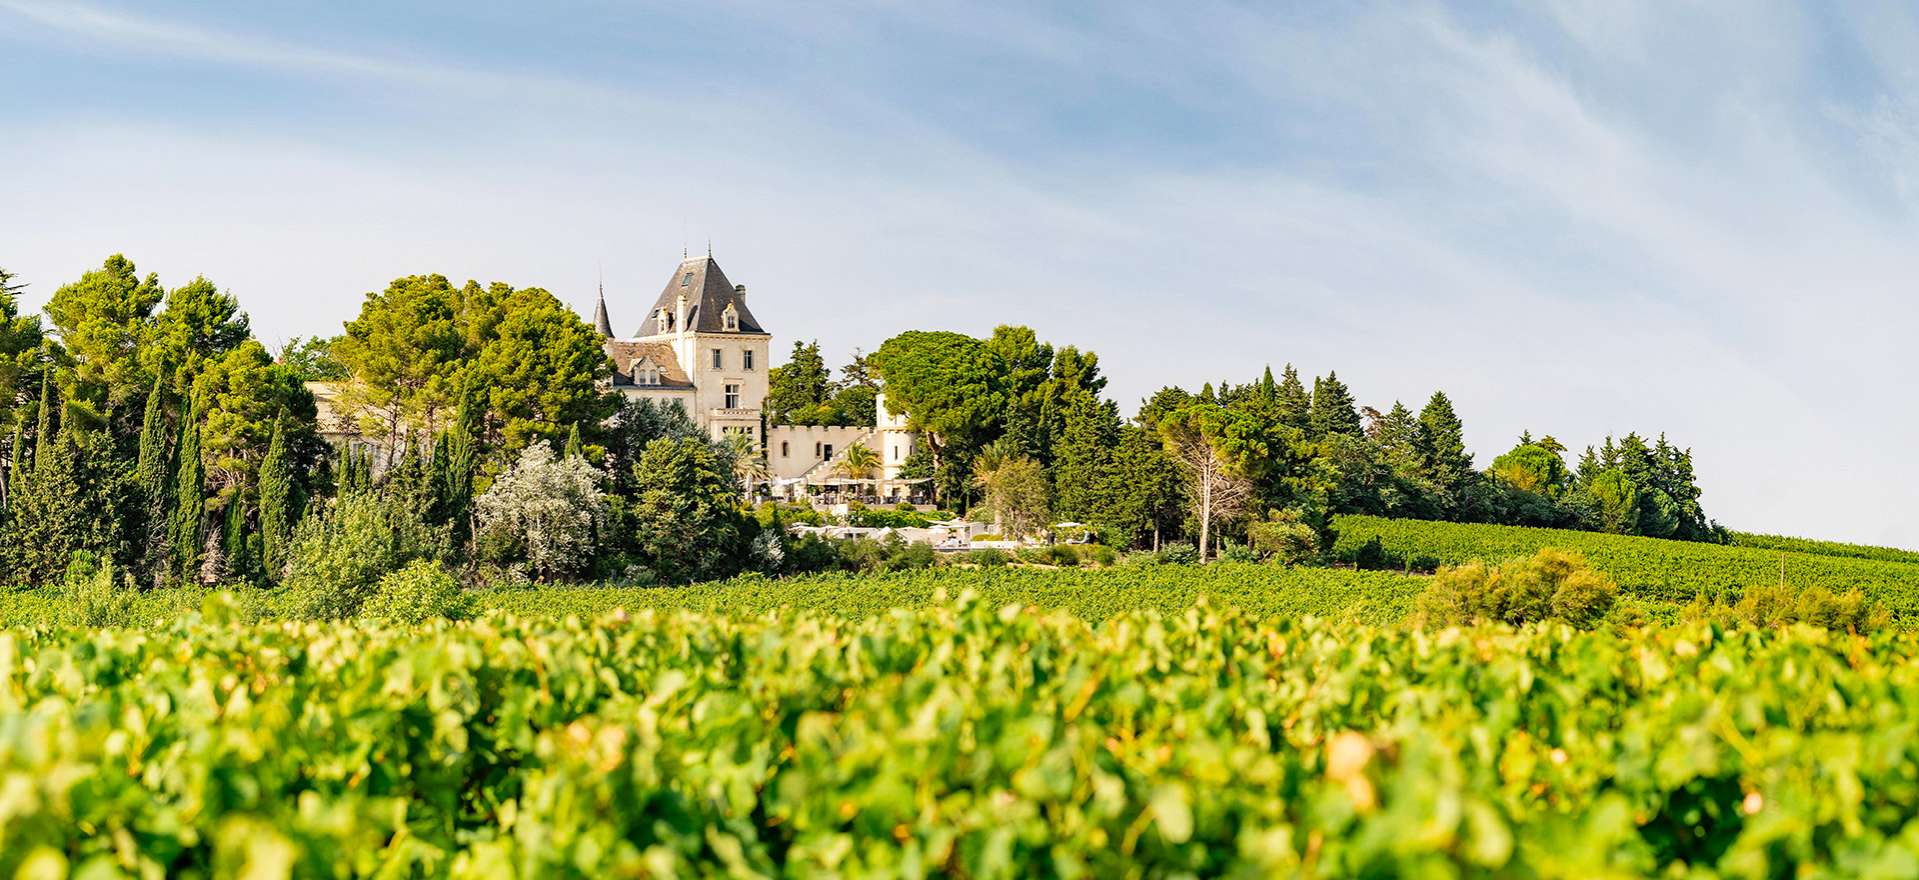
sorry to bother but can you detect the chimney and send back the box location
[734,283,747,300]
[675,292,689,339]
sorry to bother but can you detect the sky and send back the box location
[2,1,1916,546]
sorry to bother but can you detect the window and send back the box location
[823,444,835,461]
[681,272,694,287]
[814,442,822,458]
[780,441,789,458]
[722,305,739,332]
[711,348,723,370]
[637,365,659,386]
[656,309,670,334]
[724,384,740,409]
[742,349,754,370]
[892,444,900,462]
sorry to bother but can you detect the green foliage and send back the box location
[1246,508,1322,565]
[973,451,1051,540]
[276,334,348,381]
[360,559,470,624]
[467,286,613,459]
[0,265,45,433]
[170,393,205,584]
[1335,515,1919,620]
[1419,548,1619,628]
[967,547,1009,567]
[626,436,744,583]
[256,412,294,580]
[282,492,445,620]
[1730,532,1919,565]
[1697,584,1890,632]
[44,254,165,419]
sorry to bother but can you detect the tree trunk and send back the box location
[1198,471,1213,562]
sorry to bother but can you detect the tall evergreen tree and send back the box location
[1308,372,1363,438]
[133,375,173,578]
[171,394,205,584]
[1415,391,1475,517]
[32,372,54,476]
[1275,365,1311,432]
[220,493,257,583]
[563,422,584,460]
[257,412,294,580]
[2,420,20,513]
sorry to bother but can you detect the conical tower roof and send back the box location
[638,255,765,336]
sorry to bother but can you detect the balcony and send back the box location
[709,408,758,420]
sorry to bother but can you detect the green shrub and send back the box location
[284,493,447,621]
[1085,544,1117,567]
[1694,584,1891,632]
[888,542,939,571]
[1419,548,1618,629]
[362,560,471,625]
[1219,541,1260,563]
[55,559,134,628]
[1155,543,1200,565]
[1247,510,1321,565]
[968,548,1010,568]
[1016,546,1052,566]
[1048,544,1082,567]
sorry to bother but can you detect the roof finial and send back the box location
[706,237,712,258]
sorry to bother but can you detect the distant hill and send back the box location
[1333,515,1919,618]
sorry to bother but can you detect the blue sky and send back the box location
[3,1,1917,545]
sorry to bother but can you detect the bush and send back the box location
[475,442,609,582]
[1085,544,1117,567]
[1047,544,1081,567]
[1419,548,1618,629]
[1351,536,1389,570]
[968,548,1010,568]
[1156,543,1200,565]
[362,560,471,625]
[1016,546,1052,566]
[1219,541,1260,563]
[889,541,939,571]
[283,493,446,621]
[1695,584,1890,632]
[1248,510,1321,566]
[55,558,134,628]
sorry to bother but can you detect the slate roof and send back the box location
[604,340,695,389]
[636,256,766,337]
[592,285,614,339]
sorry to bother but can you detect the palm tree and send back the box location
[725,431,770,501]
[836,442,881,487]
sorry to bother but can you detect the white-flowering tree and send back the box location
[475,441,608,581]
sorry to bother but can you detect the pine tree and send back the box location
[1415,391,1475,517]
[1276,364,1311,432]
[171,394,205,584]
[257,412,293,580]
[1308,371,1363,438]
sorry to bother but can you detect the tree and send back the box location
[144,275,250,398]
[871,330,1007,503]
[831,349,882,426]
[973,452,1051,540]
[475,441,609,581]
[195,340,312,497]
[1308,372,1363,438]
[721,431,771,501]
[1275,365,1311,433]
[171,394,206,584]
[43,255,165,426]
[1102,424,1185,549]
[627,436,743,583]
[330,274,467,456]
[257,412,295,581]
[0,267,44,432]
[836,442,881,485]
[765,340,837,425]
[133,375,172,578]
[1489,438,1569,497]
[1049,390,1121,523]
[277,335,348,382]
[1416,391,1476,518]
[467,287,614,461]
[1159,404,1257,560]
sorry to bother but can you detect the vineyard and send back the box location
[1334,515,1919,615]
[3,596,1917,877]
[477,564,1426,624]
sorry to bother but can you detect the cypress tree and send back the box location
[257,412,293,580]
[134,376,172,577]
[564,423,584,460]
[1415,391,1475,517]
[31,372,54,476]
[171,394,205,585]
[221,493,257,584]
[2,420,20,513]
[440,412,476,550]
[1275,364,1311,432]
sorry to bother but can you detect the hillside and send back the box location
[1334,515,1919,615]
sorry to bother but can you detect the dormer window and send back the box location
[634,357,662,386]
[722,304,739,332]
[656,309,670,334]
[681,272,694,287]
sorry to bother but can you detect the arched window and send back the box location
[722,304,739,332]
